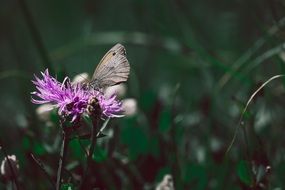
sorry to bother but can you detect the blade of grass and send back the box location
[17,0,54,73]
[243,42,285,75]
[50,32,189,61]
[226,74,285,155]
[0,70,30,81]
[30,153,56,188]
[218,17,285,90]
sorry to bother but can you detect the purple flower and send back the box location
[31,69,123,122]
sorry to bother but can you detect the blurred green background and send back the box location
[1,0,285,189]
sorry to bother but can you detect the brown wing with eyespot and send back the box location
[90,44,130,89]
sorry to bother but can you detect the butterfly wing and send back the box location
[90,44,130,89]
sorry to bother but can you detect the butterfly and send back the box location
[88,43,130,90]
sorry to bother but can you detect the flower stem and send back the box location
[56,130,69,190]
[79,117,99,189]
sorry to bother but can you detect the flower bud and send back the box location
[0,155,19,180]
[36,103,54,121]
[156,174,175,190]
[122,98,137,116]
[104,84,127,98]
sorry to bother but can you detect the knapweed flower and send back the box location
[31,69,123,122]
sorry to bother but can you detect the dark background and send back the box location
[1,0,285,189]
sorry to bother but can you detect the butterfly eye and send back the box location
[112,52,116,56]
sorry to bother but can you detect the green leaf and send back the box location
[50,108,60,124]
[60,183,74,190]
[182,164,207,190]
[92,145,107,163]
[155,167,172,182]
[33,142,46,155]
[237,160,254,186]
[120,125,148,160]
[148,138,160,157]
[140,90,156,112]
[69,140,87,161]
[22,136,31,150]
[158,109,172,133]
